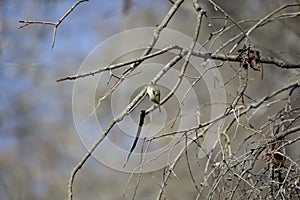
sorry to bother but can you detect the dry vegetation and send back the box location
[17,0,300,199]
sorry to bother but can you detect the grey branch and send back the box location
[19,0,89,49]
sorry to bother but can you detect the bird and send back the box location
[123,85,161,167]
[146,84,161,112]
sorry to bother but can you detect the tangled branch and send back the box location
[19,0,300,199]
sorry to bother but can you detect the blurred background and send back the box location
[0,0,299,199]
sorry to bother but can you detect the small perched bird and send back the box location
[147,85,161,112]
[123,85,161,167]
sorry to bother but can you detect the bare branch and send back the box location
[19,0,89,49]
[19,1,300,199]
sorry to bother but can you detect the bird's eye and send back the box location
[152,90,155,95]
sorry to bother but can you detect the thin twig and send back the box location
[19,0,89,49]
